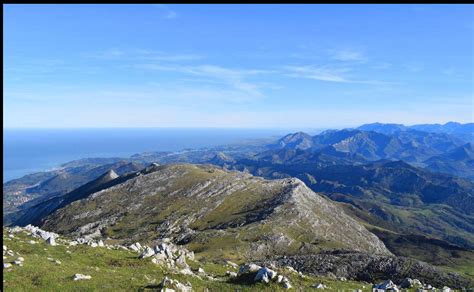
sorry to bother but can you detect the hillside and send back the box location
[17,164,391,259]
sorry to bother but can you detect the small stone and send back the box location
[55,260,61,265]
[312,283,327,289]
[73,274,92,281]
[226,271,237,278]
[3,263,12,269]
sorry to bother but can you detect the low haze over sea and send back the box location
[3,128,320,182]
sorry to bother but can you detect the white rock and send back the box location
[254,267,277,283]
[73,274,92,281]
[3,245,6,251]
[374,280,397,290]
[13,260,23,266]
[238,263,262,275]
[312,283,327,289]
[226,271,237,278]
[28,240,37,244]
[98,240,104,247]
[277,275,284,283]
[16,257,24,262]
[282,278,292,289]
[90,242,98,248]
[46,236,56,246]
[140,246,155,258]
[55,260,61,265]
[442,287,452,292]
[3,263,12,269]
[129,243,141,252]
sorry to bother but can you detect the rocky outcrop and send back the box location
[260,250,471,289]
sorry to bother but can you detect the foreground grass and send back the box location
[3,230,377,291]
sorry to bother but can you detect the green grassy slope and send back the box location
[3,228,377,291]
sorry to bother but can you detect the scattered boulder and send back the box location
[140,246,155,259]
[282,277,292,289]
[254,267,277,283]
[24,225,58,242]
[238,263,262,275]
[158,276,192,292]
[400,278,423,288]
[374,280,399,291]
[129,242,142,252]
[73,274,92,281]
[312,283,328,289]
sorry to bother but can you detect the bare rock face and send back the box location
[35,164,391,259]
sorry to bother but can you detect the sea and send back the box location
[3,128,314,183]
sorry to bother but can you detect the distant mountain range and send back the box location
[358,122,474,142]
[3,121,473,282]
[264,125,473,179]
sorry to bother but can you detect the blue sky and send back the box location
[4,4,473,128]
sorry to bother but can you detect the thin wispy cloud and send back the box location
[86,49,202,62]
[153,4,177,19]
[135,63,274,97]
[284,65,398,85]
[285,65,348,82]
[331,49,367,62]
